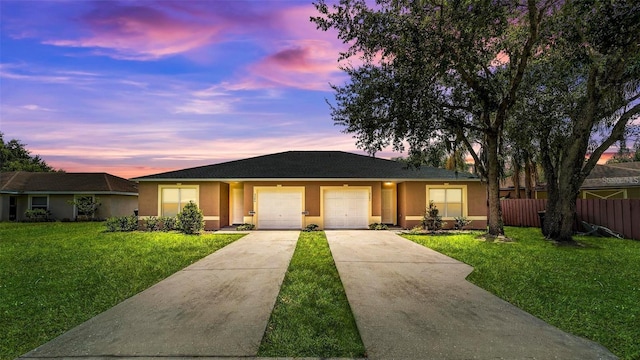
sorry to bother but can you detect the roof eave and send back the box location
[133,177,480,182]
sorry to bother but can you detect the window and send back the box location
[30,196,48,211]
[429,188,463,218]
[161,187,197,217]
[74,195,96,217]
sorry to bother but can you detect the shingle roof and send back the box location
[0,172,138,194]
[582,163,640,189]
[133,151,479,181]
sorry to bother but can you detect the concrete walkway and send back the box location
[19,231,299,359]
[325,230,617,360]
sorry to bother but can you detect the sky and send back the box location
[0,0,386,179]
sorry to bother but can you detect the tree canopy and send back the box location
[313,0,555,236]
[0,132,58,172]
[313,0,640,242]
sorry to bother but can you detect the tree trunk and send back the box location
[512,158,521,199]
[544,180,578,243]
[523,152,533,199]
[486,133,504,236]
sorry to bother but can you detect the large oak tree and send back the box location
[313,0,556,236]
[510,0,640,242]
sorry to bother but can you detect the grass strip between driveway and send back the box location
[0,222,243,360]
[258,231,366,358]
[404,227,640,360]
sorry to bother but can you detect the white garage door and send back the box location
[257,188,303,229]
[324,189,369,229]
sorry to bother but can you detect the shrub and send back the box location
[145,216,161,231]
[236,223,255,231]
[368,223,388,230]
[422,201,444,231]
[454,216,471,230]
[24,209,51,222]
[303,223,319,232]
[67,196,101,220]
[160,216,177,231]
[105,215,138,232]
[176,201,204,235]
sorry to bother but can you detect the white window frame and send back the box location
[158,185,199,217]
[425,184,467,219]
[29,195,49,211]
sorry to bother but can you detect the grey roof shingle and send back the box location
[133,151,478,181]
[0,172,138,194]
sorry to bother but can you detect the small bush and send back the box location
[454,216,471,230]
[24,209,52,222]
[160,216,177,231]
[408,225,424,234]
[236,223,255,231]
[368,223,388,230]
[105,215,138,232]
[422,201,444,232]
[303,223,319,232]
[145,216,161,231]
[176,201,204,235]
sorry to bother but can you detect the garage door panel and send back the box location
[257,189,302,229]
[324,189,369,229]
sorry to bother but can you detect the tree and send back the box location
[511,0,640,242]
[0,132,57,172]
[606,139,640,164]
[313,0,555,236]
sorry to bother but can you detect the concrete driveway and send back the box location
[325,230,617,360]
[19,230,617,360]
[19,231,299,359]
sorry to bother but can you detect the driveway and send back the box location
[19,230,617,360]
[325,230,617,360]
[19,231,298,359]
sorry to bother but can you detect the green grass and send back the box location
[0,222,243,360]
[403,227,640,360]
[258,231,365,358]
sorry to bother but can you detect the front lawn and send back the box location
[258,231,365,357]
[403,227,640,360]
[0,222,243,360]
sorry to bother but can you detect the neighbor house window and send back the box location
[428,188,463,218]
[74,195,95,217]
[161,187,197,217]
[30,196,48,211]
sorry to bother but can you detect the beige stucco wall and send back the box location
[99,195,138,218]
[398,181,487,230]
[137,179,486,230]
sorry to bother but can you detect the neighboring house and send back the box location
[534,162,640,199]
[0,172,138,221]
[132,151,487,230]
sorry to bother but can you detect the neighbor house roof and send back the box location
[133,151,479,181]
[0,171,138,195]
[581,162,640,189]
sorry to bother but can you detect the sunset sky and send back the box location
[1,1,625,179]
[0,0,383,179]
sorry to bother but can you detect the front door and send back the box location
[232,188,244,225]
[9,196,17,221]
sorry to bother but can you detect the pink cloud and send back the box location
[245,41,346,91]
[42,3,229,60]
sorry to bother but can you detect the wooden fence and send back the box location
[500,199,640,240]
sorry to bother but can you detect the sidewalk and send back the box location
[19,231,299,359]
[325,230,618,360]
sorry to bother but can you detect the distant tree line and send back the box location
[0,132,59,172]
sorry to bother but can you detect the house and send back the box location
[534,162,640,199]
[0,172,138,221]
[132,151,487,230]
